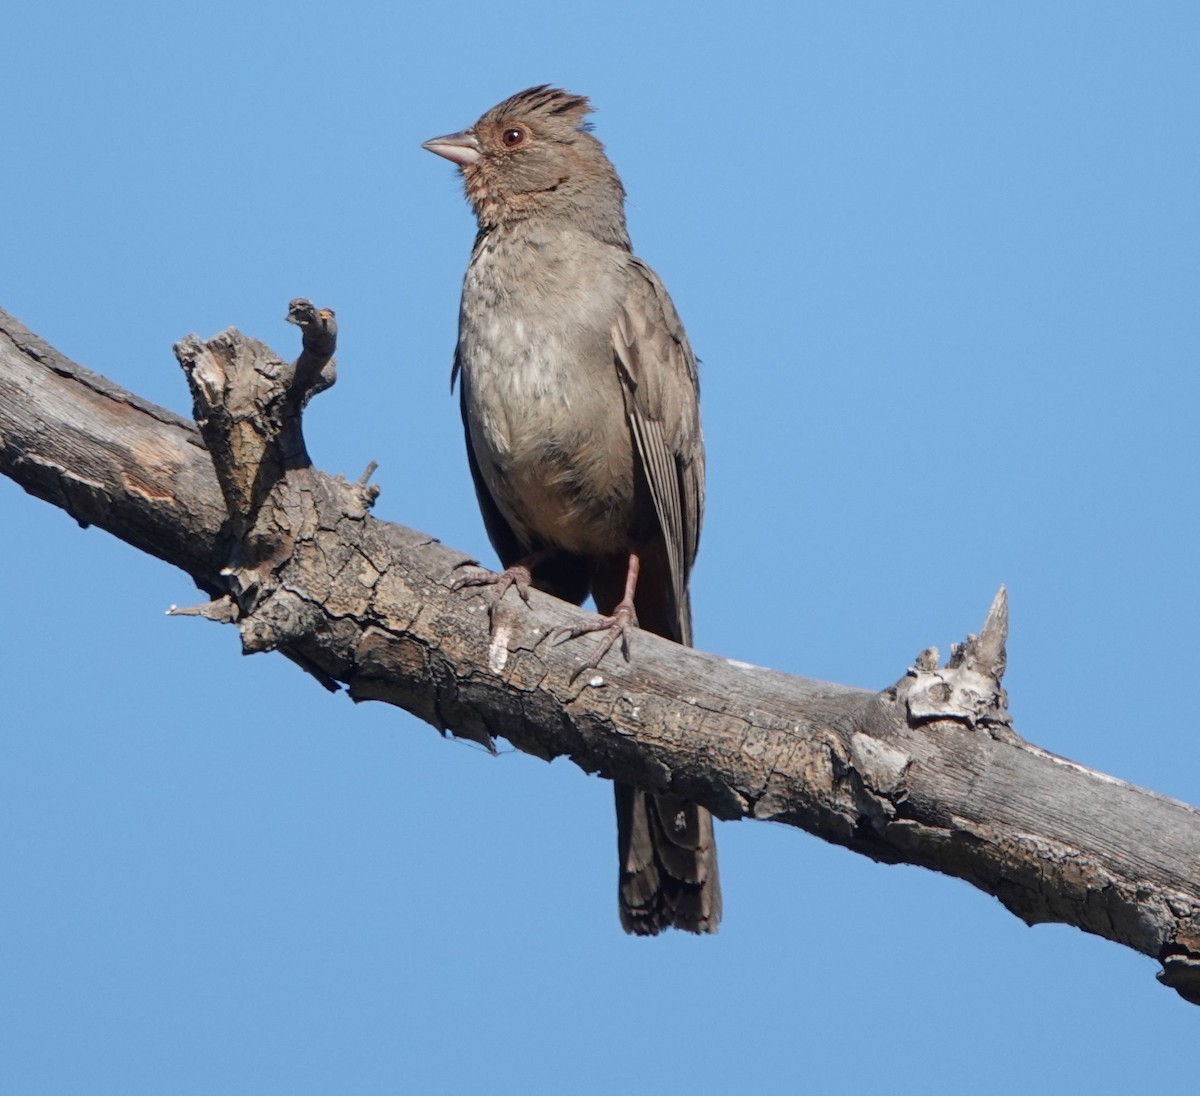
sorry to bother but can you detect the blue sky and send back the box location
[2,2,1198,1091]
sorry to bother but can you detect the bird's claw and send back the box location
[452,563,534,607]
[555,604,638,681]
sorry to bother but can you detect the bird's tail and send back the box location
[615,783,721,935]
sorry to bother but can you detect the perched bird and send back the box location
[424,86,720,935]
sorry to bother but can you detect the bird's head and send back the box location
[423,86,628,241]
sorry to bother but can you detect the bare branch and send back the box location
[2,303,1198,1007]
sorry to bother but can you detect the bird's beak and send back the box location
[422,130,481,166]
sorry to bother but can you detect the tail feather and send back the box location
[615,784,721,935]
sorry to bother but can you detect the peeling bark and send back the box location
[2,303,1198,1007]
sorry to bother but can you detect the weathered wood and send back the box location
[2,304,1198,1006]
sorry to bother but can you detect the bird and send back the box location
[423,86,720,935]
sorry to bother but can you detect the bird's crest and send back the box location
[482,85,594,133]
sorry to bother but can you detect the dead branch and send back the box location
[2,303,1197,1006]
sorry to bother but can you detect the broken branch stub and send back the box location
[170,301,373,664]
[900,586,1017,743]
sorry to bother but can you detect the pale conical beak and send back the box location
[422,130,481,166]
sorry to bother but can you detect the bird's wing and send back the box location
[611,258,705,646]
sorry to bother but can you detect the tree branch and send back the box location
[2,304,1197,1006]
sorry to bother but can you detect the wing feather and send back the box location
[611,260,704,645]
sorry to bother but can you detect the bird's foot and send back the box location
[452,561,535,620]
[556,601,638,681]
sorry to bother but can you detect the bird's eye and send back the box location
[501,127,526,148]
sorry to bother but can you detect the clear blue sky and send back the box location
[3,2,1198,1091]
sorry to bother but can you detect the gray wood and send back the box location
[2,304,1197,1005]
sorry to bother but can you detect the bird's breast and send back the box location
[458,235,636,555]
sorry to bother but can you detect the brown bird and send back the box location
[423,86,720,935]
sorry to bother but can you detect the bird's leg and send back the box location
[557,552,640,676]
